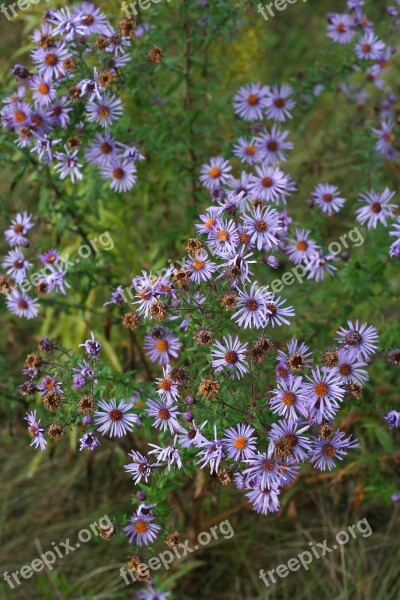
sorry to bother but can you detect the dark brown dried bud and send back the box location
[35,282,49,294]
[221,293,237,310]
[218,469,232,486]
[77,395,95,415]
[69,86,82,101]
[19,126,32,139]
[19,381,37,396]
[120,17,137,37]
[287,353,306,371]
[387,349,400,366]
[194,328,213,346]
[345,383,363,399]
[43,390,61,412]
[122,312,140,330]
[127,554,150,582]
[198,379,220,399]
[255,337,274,353]
[186,238,203,255]
[24,353,42,370]
[147,45,163,64]
[99,522,114,540]
[173,268,190,288]
[97,70,115,88]
[0,275,14,295]
[66,136,81,150]
[323,351,339,367]
[150,327,165,340]
[38,34,55,49]
[165,531,182,548]
[47,424,65,440]
[318,424,335,440]
[149,300,167,320]
[169,366,187,383]
[96,36,110,49]
[62,57,77,71]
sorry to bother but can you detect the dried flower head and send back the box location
[287,353,306,371]
[120,17,136,37]
[147,45,163,64]
[19,381,37,396]
[345,382,363,399]
[149,300,167,320]
[0,275,14,294]
[323,351,339,367]
[96,35,110,49]
[66,136,81,150]
[99,522,115,540]
[186,238,203,255]
[98,70,115,88]
[62,57,77,71]
[218,469,233,485]
[194,328,213,346]
[122,312,140,330]
[165,531,182,548]
[127,554,150,582]
[198,379,220,399]
[173,268,190,288]
[43,390,61,412]
[77,395,96,415]
[387,349,400,366]
[222,293,238,310]
[318,424,335,440]
[24,353,42,370]
[47,423,65,440]
[169,365,187,383]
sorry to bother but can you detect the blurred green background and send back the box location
[0,0,399,598]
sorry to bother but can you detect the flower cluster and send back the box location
[1,3,147,192]
[0,212,70,319]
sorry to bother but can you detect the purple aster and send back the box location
[312,183,346,216]
[309,429,360,471]
[208,219,239,256]
[123,511,160,546]
[187,250,217,283]
[268,420,311,463]
[144,328,181,365]
[210,335,249,379]
[264,296,295,327]
[269,375,309,420]
[80,332,102,357]
[355,188,396,228]
[85,131,118,166]
[155,366,180,401]
[327,13,356,44]
[241,205,282,250]
[278,339,313,371]
[372,120,396,158]
[2,248,32,284]
[306,251,337,282]
[245,480,281,515]
[222,424,257,461]
[199,156,232,190]
[285,228,320,264]
[195,209,219,235]
[100,159,137,192]
[6,291,39,319]
[73,374,86,388]
[232,283,270,329]
[3,101,31,130]
[255,125,294,164]
[87,93,123,127]
[233,83,269,121]
[334,349,368,384]
[197,427,224,474]
[37,375,63,396]
[54,147,83,183]
[94,398,139,437]
[391,493,400,503]
[47,96,72,129]
[336,320,379,361]
[135,587,170,600]
[125,450,153,483]
[264,84,295,122]
[145,398,181,434]
[31,44,69,79]
[389,221,400,258]
[226,171,253,197]
[25,411,47,451]
[31,134,61,164]
[243,453,298,487]
[356,32,386,60]
[104,285,125,306]
[4,212,34,247]
[79,432,101,451]
[148,438,183,470]
[303,366,345,424]
[72,2,110,35]
[30,75,56,107]
[232,137,262,165]
[132,270,158,316]
[384,410,400,428]
[218,249,256,285]
[50,7,87,40]
[248,164,291,204]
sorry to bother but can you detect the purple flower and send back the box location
[100,159,137,192]
[232,137,262,165]
[306,251,337,282]
[197,427,224,474]
[80,332,102,357]
[248,164,291,204]
[222,424,257,461]
[268,420,311,462]
[255,125,294,164]
[309,429,360,471]
[231,283,270,329]
[312,183,346,216]
[270,375,309,420]
[211,335,249,379]
[233,83,269,121]
[285,228,320,264]
[336,320,379,361]
[264,296,295,327]
[79,431,101,451]
[85,131,118,167]
[355,32,385,60]
[208,219,239,256]
[50,7,87,40]
[4,212,34,247]
[2,248,32,284]
[37,375,63,396]
[264,84,295,122]
[242,205,282,250]
[327,13,355,44]
[243,453,298,487]
[355,188,396,228]
[125,450,153,483]
[94,398,139,437]
[144,328,181,365]
[6,291,39,319]
[30,75,56,107]
[72,2,110,35]
[148,439,183,470]
[146,398,181,434]
[334,349,368,384]
[187,250,217,283]
[31,45,69,79]
[303,366,345,424]
[25,411,47,451]
[384,410,400,429]
[199,156,232,190]
[245,480,281,515]
[86,93,123,127]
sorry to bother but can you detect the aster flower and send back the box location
[47,96,72,129]
[269,375,309,420]
[80,332,101,357]
[37,375,63,396]
[245,480,281,515]
[327,13,356,44]
[148,438,183,470]
[87,93,123,127]
[31,44,69,79]
[222,424,257,461]
[233,83,269,121]
[54,146,83,183]
[31,134,61,164]
[72,2,110,35]
[210,335,249,379]
[79,431,101,451]
[208,219,239,256]
[255,125,294,164]
[248,164,291,204]
[372,120,396,158]
[133,271,158,317]
[241,205,282,250]
[38,249,61,266]
[100,158,137,192]
[197,426,224,474]
[384,410,400,429]
[389,220,400,258]
[30,75,56,107]
[356,32,386,60]
[195,209,219,236]
[306,251,337,282]
[125,450,153,483]
[123,512,160,546]
[135,587,170,600]
[226,171,253,198]
[231,283,270,329]
[85,131,118,166]
[50,7,87,40]
[278,339,313,371]
[264,84,295,122]
[2,248,32,284]
[218,249,256,285]
[155,365,180,401]
[94,398,139,437]
[334,349,368,384]
[309,429,360,471]
[336,320,379,360]
[355,188,396,228]
[285,228,320,264]
[312,183,346,216]
[199,157,232,190]
[264,296,295,327]
[146,398,181,434]
[232,136,262,165]
[25,411,47,451]
[6,291,39,319]
[303,366,345,424]
[187,250,217,283]
[243,453,297,487]
[268,420,311,462]
[4,212,34,247]
[144,328,181,365]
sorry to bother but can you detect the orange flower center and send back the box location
[217,230,229,242]
[274,98,285,108]
[45,53,58,66]
[339,364,351,376]
[282,392,296,406]
[15,110,26,123]
[158,408,170,420]
[208,166,221,179]
[99,107,110,118]
[113,168,124,180]
[101,142,112,154]
[261,177,273,188]
[109,409,123,421]
[296,240,307,251]
[234,436,247,450]
[245,145,256,156]
[224,350,238,364]
[156,340,169,352]
[134,520,148,533]
[315,382,329,398]
[323,444,336,458]
[192,259,204,271]
[247,94,258,105]
[38,83,49,95]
